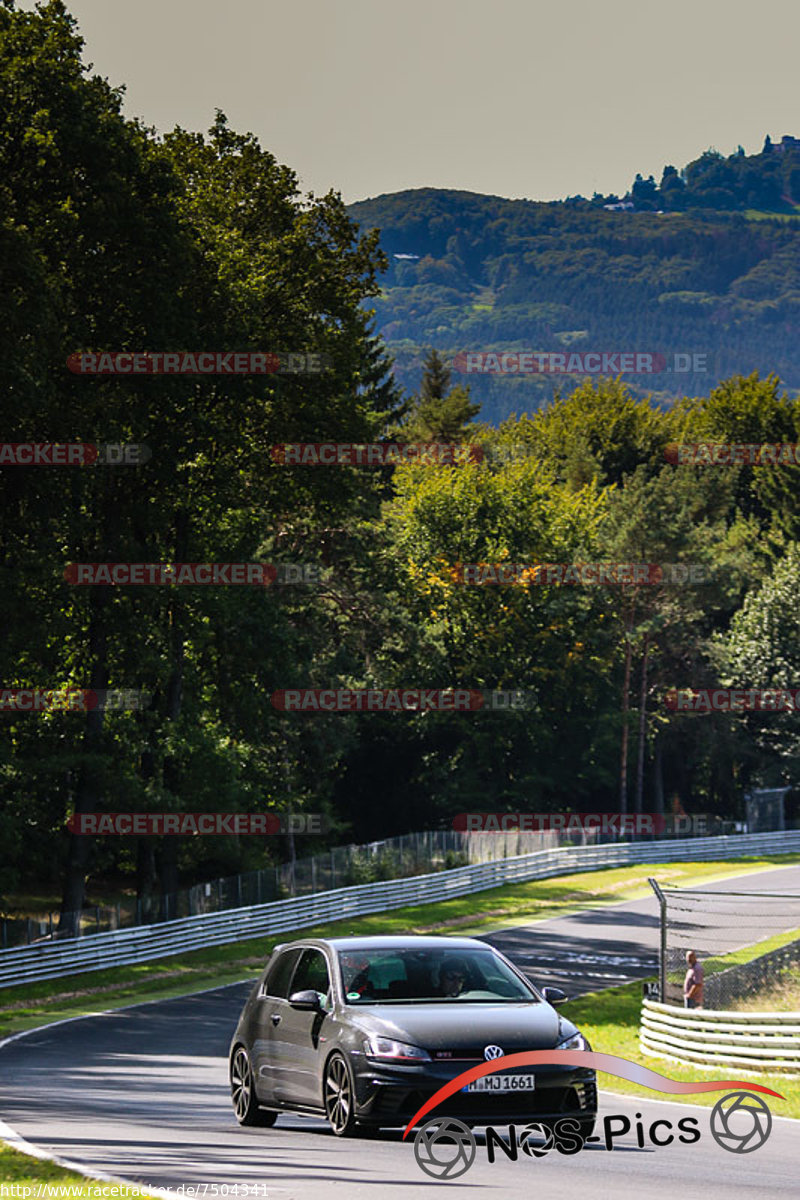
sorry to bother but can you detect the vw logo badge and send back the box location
[710,1092,772,1153]
[484,1044,504,1060]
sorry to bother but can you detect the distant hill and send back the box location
[579,135,800,213]
[346,139,800,424]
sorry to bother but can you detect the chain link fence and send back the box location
[650,879,800,1007]
[2,829,551,946]
[0,818,756,949]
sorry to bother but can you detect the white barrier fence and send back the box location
[640,999,800,1074]
[2,829,799,990]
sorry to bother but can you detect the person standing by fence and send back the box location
[683,949,704,1008]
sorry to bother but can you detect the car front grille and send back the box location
[374,1083,594,1120]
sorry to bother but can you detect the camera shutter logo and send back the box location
[710,1092,772,1153]
[484,1044,504,1060]
[414,1118,477,1179]
[519,1122,557,1158]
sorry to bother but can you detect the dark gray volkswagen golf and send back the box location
[229,935,597,1137]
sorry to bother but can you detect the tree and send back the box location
[0,1,399,925]
[714,545,800,780]
[395,349,480,442]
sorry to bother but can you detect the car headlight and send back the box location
[556,1029,590,1052]
[363,1036,431,1062]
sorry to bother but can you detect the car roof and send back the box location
[281,935,493,952]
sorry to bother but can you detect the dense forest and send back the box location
[346,141,800,423]
[1,2,799,924]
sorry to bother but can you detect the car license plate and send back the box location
[463,1074,536,1093]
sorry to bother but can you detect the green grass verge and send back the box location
[563,979,800,1119]
[730,969,800,1012]
[0,1142,159,1195]
[2,853,799,1040]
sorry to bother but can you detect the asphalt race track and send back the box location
[1,864,799,1198]
[484,862,800,997]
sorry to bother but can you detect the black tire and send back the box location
[323,1052,360,1137]
[230,1046,278,1127]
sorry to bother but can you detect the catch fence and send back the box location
[1,829,799,989]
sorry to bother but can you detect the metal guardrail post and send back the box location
[648,878,667,1003]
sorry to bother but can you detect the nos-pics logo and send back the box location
[404,1052,781,1181]
[414,1092,772,1180]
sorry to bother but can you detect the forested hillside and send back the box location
[347,143,800,423]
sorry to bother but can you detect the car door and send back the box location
[252,947,303,1100]
[272,947,333,1108]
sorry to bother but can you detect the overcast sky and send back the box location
[22,0,800,205]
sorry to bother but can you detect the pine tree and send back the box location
[420,349,452,404]
[397,348,481,442]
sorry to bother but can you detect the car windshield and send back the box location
[338,946,538,1004]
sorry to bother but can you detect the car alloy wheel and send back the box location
[230,1046,277,1127]
[324,1052,358,1136]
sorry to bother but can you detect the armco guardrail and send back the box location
[640,998,800,1073]
[2,829,799,989]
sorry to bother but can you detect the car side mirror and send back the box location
[289,988,323,1010]
[543,986,568,1006]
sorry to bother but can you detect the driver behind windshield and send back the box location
[341,956,375,999]
[438,957,469,997]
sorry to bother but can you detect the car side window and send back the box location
[290,948,331,1005]
[263,948,303,998]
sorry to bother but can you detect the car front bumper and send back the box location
[351,1056,597,1127]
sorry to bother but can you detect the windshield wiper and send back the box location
[347,997,532,1005]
